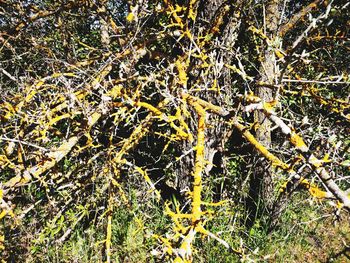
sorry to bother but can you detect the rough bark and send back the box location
[98,0,110,49]
[250,0,282,224]
[176,0,243,195]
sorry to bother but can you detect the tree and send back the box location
[1,0,349,261]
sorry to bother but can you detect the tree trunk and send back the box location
[176,0,242,196]
[250,0,281,225]
[98,1,110,49]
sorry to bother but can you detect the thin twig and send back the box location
[282,79,349,85]
[291,1,333,50]
[0,136,49,152]
[0,68,17,82]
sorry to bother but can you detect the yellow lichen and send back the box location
[290,132,308,152]
[176,60,188,86]
[126,12,134,22]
